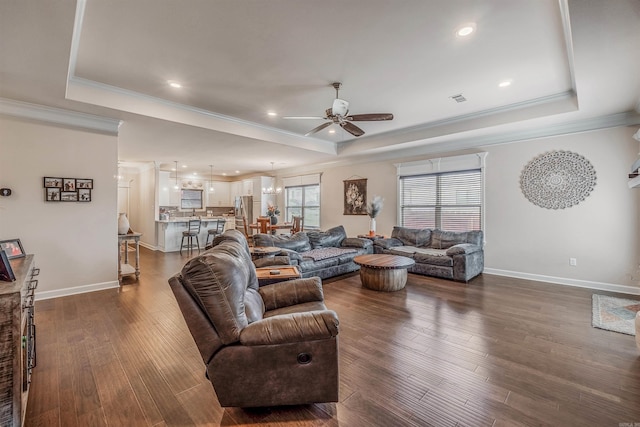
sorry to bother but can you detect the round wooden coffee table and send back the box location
[354,254,415,292]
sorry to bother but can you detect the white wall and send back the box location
[0,116,119,298]
[298,126,639,291]
[483,127,640,289]
[126,163,157,248]
[317,162,398,236]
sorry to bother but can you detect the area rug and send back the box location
[591,294,640,336]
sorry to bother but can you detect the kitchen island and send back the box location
[156,216,235,252]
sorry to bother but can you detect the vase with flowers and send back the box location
[266,203,280,225]
[366,196,383,236]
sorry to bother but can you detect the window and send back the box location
[399,169,482,231]
[285,184,320,228]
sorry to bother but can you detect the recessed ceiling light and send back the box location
[235,170,240,174]
[498,80,512,88]
[168,80,182,88]
[222,172,227,176]
[267,111,277,117]
[328,129,336,134]
[456,23,476,37]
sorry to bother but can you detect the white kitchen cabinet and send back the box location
[230,181,242,200]
[205,181,231,206]
[158,171,180,206]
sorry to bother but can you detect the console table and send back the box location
[118,232,142,282]
[0,255,38,426]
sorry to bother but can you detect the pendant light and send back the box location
[209,165,215,192]
[173,160,179,190]
[262,162,282,195]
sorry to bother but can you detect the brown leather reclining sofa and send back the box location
[168,229,340,407]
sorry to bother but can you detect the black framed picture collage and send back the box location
[43,177,93,202]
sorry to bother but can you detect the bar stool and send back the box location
[181,219,201,255]
[205,219,225,248]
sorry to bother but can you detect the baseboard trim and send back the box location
[35,280,120,301]
[483,268,640,295]
[139,242,157,251]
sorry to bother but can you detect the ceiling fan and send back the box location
[284,82,394,137]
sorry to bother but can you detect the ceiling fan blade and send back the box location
[282,116,326,120]
[340,121,365,137]
[304,121,333,136]
[346,113,394,121]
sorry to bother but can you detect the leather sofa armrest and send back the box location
[278,248,302,262]
[446,243,482,255]
[253,255,291,268]
[259,276,324,311]
[240,310,339,345]
[374,237,403,249]
[341,237,372,249]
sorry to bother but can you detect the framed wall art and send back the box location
[343,178,367,215]
[44,176,92,202]
[43,177,63,188]
[0,239,25,259]
[0,250,15,282]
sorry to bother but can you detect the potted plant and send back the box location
[366,196,383,236]
[266,203,280,224]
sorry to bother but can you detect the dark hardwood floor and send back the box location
[25,247,640,426]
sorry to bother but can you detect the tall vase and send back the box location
[270,215,278,225]
[118,212,130,235]
[369,217,376,237]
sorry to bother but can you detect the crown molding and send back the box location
[277,111,640,176]
[0,98,122,134]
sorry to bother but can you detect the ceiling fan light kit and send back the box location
[288,82,394,138]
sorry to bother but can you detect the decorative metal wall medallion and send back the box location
[520,150,596,209]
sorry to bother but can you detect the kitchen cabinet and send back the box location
[242,179,253,196]
[230,181,242,200]
[159,171,179,206]
[206,181,231,206]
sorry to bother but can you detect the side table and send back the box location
[118,232,142,282]
[249,246,281,261]
[255,266,301,286]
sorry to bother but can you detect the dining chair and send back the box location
[257,217,270,234]
[291,215,304,234]
[241,215,250,238]
[181,219,201,255]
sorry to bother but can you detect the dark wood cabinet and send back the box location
[0,255,38,426]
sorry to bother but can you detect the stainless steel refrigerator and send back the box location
[234,196,253,230]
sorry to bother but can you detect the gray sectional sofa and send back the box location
[252,225,373,280]
[373,226,484,282]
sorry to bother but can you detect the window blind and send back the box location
[400,169,482,231]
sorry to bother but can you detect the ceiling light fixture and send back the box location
[173,161,179,190]
[498,80,512,88]
[267,111,277,117]
[209,165,215,192]
[168,81,182,88]
[262,162,282,195]
[456,23,476,37]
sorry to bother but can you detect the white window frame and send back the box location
[395,153,487,232]
[282,173,322,229]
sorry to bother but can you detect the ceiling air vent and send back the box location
[450,94,467,103]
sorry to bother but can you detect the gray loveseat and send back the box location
[253,225,373,280]
[373,226,483,282]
